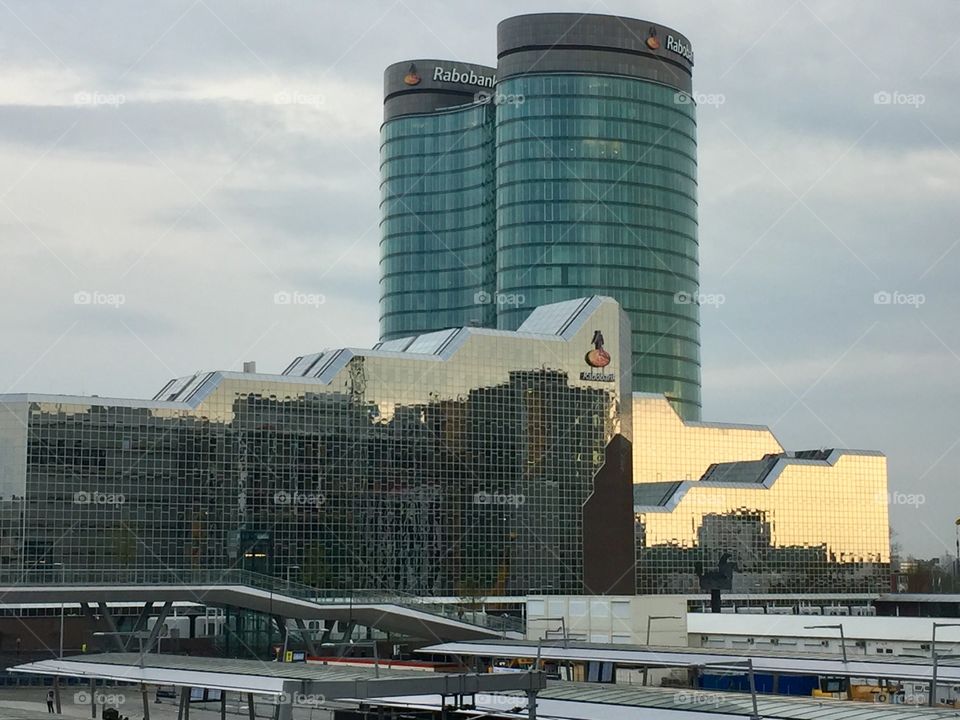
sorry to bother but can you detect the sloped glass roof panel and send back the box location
[153,374,197,401]
[518,297,591,336]
[283,353,323,377]
[404,329,458,355]
[376,336,416,352]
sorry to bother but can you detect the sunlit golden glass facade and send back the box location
[632,397,891,594]
[632,394,785,484]
[0,296,891,597]
[0,297,636,596]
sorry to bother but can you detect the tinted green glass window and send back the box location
[380,103,496,340]
[495,75,701,419]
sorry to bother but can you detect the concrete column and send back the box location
[53,676,62,714]
[177,687,190,720]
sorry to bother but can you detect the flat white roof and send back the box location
[419,640,960,684]
[688,613,960,643]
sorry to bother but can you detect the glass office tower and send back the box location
[494,14,701,420]
[379,60,497,341]
[379,15,702,420]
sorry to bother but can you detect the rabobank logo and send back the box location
[403,63,421,86]
[646,26,661,50]
[432,66,495,88]
[585,330,611,368]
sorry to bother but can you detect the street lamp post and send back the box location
[643,615,681,686]
[954,518,960,581]
[804,624,848,664]
[929,622,960,706]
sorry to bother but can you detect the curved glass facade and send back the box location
[495,74,701,419]
[379,103,495,340]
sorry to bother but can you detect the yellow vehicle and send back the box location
[811,677,904,703]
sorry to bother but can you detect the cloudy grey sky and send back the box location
[1,0,958,557]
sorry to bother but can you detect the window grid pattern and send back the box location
[494,74,702,420]
[0,314,628,597]
[380,103,496,341]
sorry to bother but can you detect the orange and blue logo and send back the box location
[403,64,421,86]
[585,330,611,368]
[646,27,661,50]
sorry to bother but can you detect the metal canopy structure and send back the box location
[0,580,511,641]
[419,640,960,684]
[10,653,546,720]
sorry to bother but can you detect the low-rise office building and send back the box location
[0,298,890,597]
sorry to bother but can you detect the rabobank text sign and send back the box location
[433,66,495,88]
[665,34,694,64]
